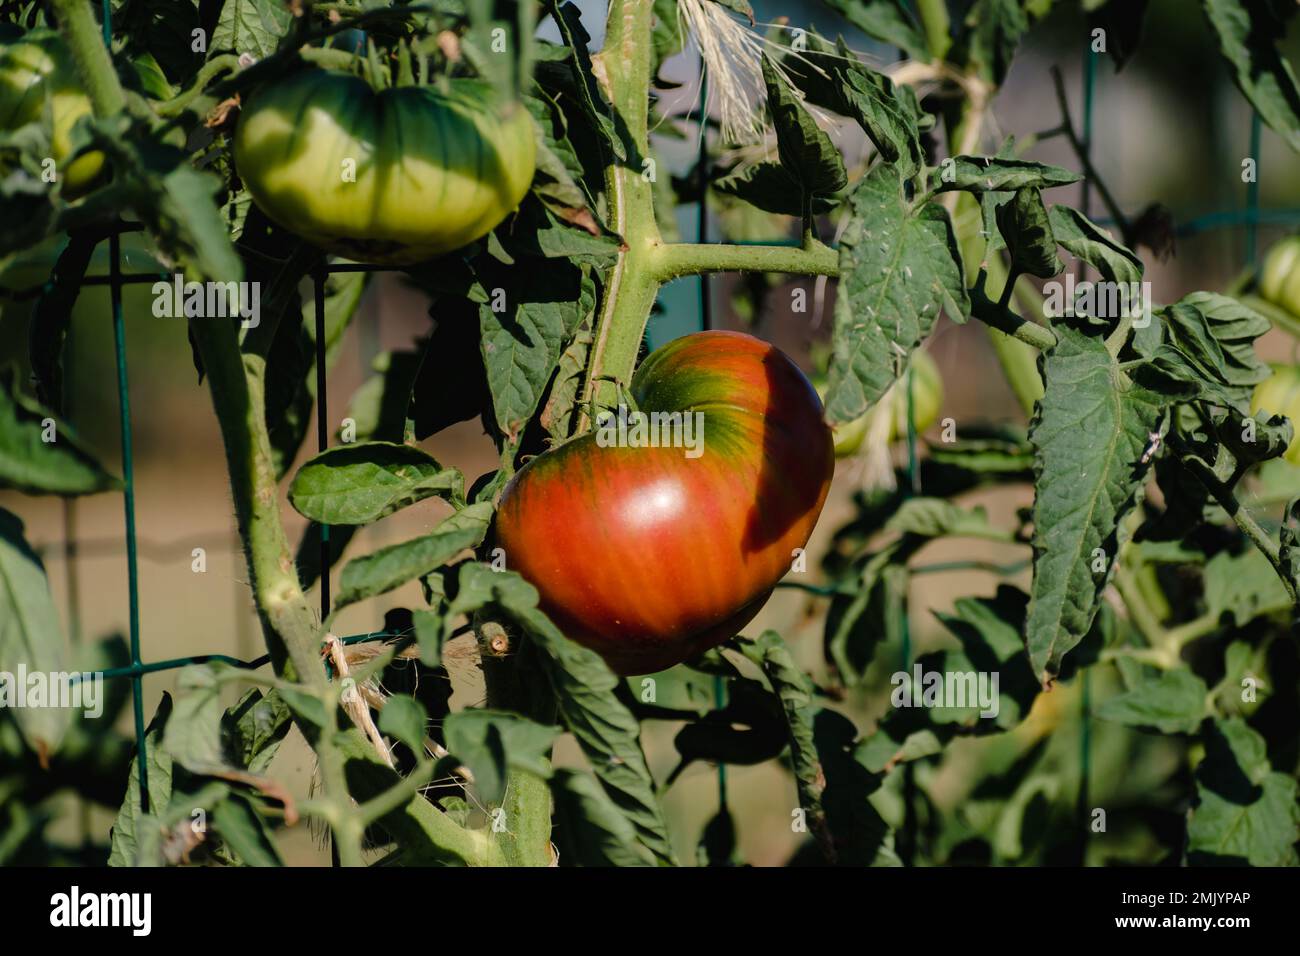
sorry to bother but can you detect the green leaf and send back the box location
[710,0,755,21]
[442,709,559,805]
[1281,498,1300,599]
[234,208,314,359]
[550,768,654,866]
[818,0,929,62]
[927,431,1035,477]
[541,329,592,442]
[1087,0,1151,72]
[1203,548,1292,627]
[0,368,119,495]
[961,0,1030,84]
[996,188,1061,279]
[83,115,241,285]
[861,587,1041,768]
[288,442,464,525]
[1048,205,1143,286]
[506,202,621,266]
[761,55,847,203]
[211,0,292,59]
[412,607,448,668]
[1187,717,1300,865]
[525,92,600,234]
[652,0,684,75]
[1203,0,1300,152]
[814,710,899,866]
[933,156,1080,194]
[378,695,428,753]
[116,0,203,85]
[448,564,676,864]
[713,162,839,218]
[824,165,968,423]
[223,689,291,776]
[0,507,70,756]
[933,587,1041,729]
[344,349,424,446]
[782,33,925,179]
[478,259,587,440]
[1142,295,1271,417]
[1097,669,1209,734]
[162,665,228,774]
[1026,324,1165,682]
[885,497,1014,540]
[336,501,493,608]
[408,298,491,441]
[108,694,174,867]
[830,50,925,178]
[263,269,367,480]
[543,0,626,160]
[211,794,282,867]
[671,678,786,768]
[826,549,909,686]
[733,631,833,861]
[1176,293,1272,392]
[28,231,97,411]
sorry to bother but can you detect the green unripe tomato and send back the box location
[0,32,106,196]
[1251,363,1300,465]
[830,402,872,457]
[1259,236,1300,317]
[234,71,537,265]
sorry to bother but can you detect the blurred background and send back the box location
[2,0,1298,865]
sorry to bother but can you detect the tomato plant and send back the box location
[1,0,1300,881]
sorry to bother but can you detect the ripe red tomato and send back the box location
[495,330,834,674]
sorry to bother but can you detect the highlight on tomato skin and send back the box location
[233,69,537,266]
[494,330,834,675]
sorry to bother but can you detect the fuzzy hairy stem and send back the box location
[582,0,661,410]
[653,240,839,281]
[49,0,126,116]
[1180,455,1299,606]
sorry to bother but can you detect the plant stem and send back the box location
[970,273,1058,351]
[1180,454,1298,605]
[952,193,1048,413]
[154,54,241,116]
[582,0,660,410]
[1049,67,1130,240]
[1112,561,1165,649]
[1165,612,1221,650]
[652,240,839,281]
[49,0,126,116]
